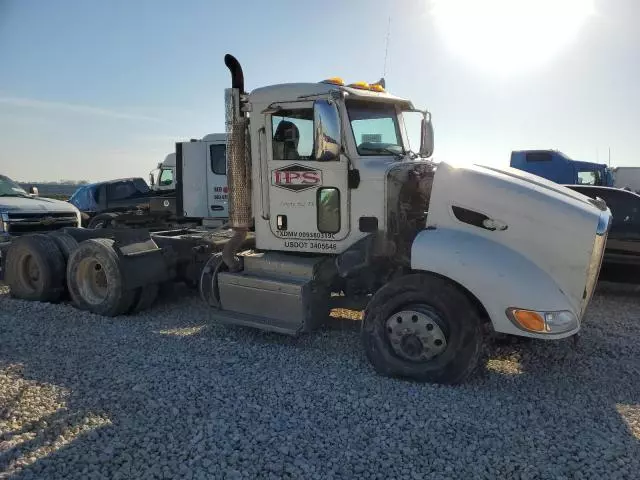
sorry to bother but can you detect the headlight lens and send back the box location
[507,308,578,334]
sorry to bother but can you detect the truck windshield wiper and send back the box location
[360,145,404,159]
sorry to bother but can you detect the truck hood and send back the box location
[0,196,79,214]
[427,161,606,314]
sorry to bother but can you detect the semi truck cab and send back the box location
[148,134,229,225]
[150,153,177,191]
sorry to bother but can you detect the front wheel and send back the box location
[362,273,483,384]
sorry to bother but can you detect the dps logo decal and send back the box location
[271,164,322,192]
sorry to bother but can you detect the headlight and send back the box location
[75,209,82,227]
[0,212,7,233]
[507,308,578,334]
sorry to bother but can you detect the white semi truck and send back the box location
[149,152,177,191]
[3,54,611,384]
[149,133,227,193]
[81,134,229,230]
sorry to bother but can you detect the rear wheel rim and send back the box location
[19,254,41,292]
[385,308,448,362]
[76,258,109,304]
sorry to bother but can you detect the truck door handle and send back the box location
[210,205,224,211]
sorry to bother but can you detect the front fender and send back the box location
[411,228,580,339]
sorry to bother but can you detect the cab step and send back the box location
[209,309,302,336]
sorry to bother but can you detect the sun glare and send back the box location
[430,0,596,76]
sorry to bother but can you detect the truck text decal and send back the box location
[282,241,337,251]
[271,164,322,192]
[276,231,335,239]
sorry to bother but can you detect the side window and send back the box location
[525,152,552,162]
[159,168,174,186]
[108,182,137,201]
[210,144,227,175]
[317,187,340,233]
[272,109,314,160]
[577,171,596,185]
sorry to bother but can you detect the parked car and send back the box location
[565,184,640,282]
[68,177,161,228]
[1,174,81,242]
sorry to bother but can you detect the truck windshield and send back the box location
[0,175,29,197]
[345,100,403,156]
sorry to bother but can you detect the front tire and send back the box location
[362,273,483,384]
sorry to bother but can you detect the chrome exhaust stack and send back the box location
[222,54,252,271]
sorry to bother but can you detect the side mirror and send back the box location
[313,99,341,162]
[29,186,39,196]
[419,112,434,158]
[149,173,155,186]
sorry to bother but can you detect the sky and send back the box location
[0,0,638,182]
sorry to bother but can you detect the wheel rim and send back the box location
[76,257,108,304]
[19,254,41,292]
[385,308,448,362]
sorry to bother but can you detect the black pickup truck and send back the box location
[565,185,640,283]
[68,178,176,229]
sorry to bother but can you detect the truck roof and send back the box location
[248,82,414,109]
[512,149,571,158]
[511,150,609,168]
[82,177,147,188]
[201,133,226,142]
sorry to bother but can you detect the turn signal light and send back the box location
[510,309,546,332]
[321,77,345,86]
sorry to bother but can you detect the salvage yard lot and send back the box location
[1,283,639,479]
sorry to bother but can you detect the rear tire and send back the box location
[49,231,79,261]
[66,238,136,316]
[87,213,119,229]
[362,273,483,385]
[5,234,66,302]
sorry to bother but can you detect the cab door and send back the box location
[265,101,350,253]
[206,141,228,219]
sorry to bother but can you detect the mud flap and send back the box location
[111,230,172,290]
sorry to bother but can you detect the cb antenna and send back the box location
[383,16,391,78]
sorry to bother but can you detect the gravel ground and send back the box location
[1,281,639,479]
